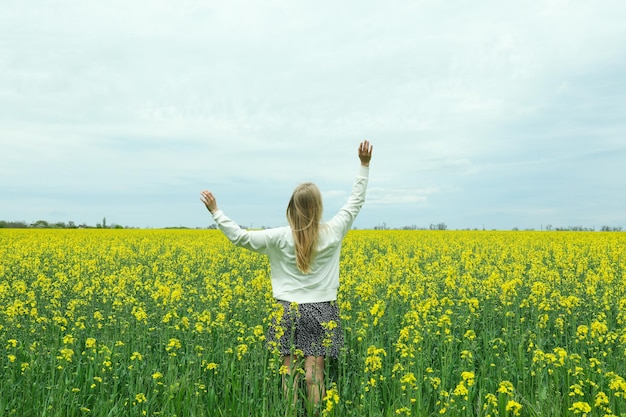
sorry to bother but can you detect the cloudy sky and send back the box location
[2,0,624,230]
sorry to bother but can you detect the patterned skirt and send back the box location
[266,300,344,359]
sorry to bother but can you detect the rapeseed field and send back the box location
[1,229,625,416]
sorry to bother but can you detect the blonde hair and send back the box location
[286,182,323,274]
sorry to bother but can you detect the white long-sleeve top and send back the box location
[211,165,369,303]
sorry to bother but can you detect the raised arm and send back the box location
[326,140,373,235]
[200,190,270,254]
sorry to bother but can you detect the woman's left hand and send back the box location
[200,190,218,214]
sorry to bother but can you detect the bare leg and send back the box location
[304,356,325,414]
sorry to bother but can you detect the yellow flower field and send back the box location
[1,229,625,416]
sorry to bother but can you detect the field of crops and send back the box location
[1,229,625,416]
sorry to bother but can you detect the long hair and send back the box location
[286,182,323,274]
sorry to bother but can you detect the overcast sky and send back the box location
[2,0,625,230]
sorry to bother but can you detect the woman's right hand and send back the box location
[358,140,373,167]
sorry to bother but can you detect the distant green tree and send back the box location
[33,220,49,228]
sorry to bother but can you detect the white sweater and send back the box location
[211,166,369,303]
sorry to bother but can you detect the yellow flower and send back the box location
[461,371,475,386]
[576,325,589,340]
[400,372,417,387]
[460,350,473,361]
[253,324,265,339]
[569,401,591,414]
[166,338,181,350]
[484,393,498,408]
[428,376,441,390]
[236,343,248,360]
[554,347,567,365]
[569,384,584,397]
[464,330,476,340]
[323,383,340,415]
[369,301,385,326]
[85,338,97,349]
[497,381,514,396]
[322,320,338,330]
[594,391,609,407]
[453,381,468,398]
[591,320,608,339]
[57,348,74,362]
[505,400,522,416]
[364,345,386,373]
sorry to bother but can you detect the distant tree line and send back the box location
[545,225,623,232]
[0,217,126,229]
[599,226,623,232]
[533,224,622,232]
[0,219,623,232]
[373,222,449,230]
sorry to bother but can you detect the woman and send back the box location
[200,140,372,412]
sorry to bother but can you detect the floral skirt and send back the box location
[266,300,344,359]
